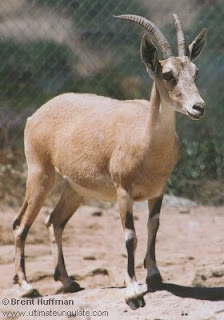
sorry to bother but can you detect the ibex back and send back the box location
[13,13,207,309]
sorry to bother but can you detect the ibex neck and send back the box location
[146,81,176,134]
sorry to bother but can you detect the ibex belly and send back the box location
[67,176,117,201]
[57,165,169,202]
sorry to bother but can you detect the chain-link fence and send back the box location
[0,0,223,203]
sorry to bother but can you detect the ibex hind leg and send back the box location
[45,182,84,293]
[13,166,55,297]
[13,199,28,231]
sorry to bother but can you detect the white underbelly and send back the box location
[62,173,117,202]
[70,179,117,201]
[67,178,163,202]
[56,168,165,203]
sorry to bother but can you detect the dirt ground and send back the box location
[0,198,224,320]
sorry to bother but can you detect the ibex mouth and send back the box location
[186,111,204,120]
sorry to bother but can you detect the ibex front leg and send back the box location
[117,187,145,309]
[144,196,163,289]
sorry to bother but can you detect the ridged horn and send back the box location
[114,14,172,59]
[173,13,187,56]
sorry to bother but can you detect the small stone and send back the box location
[91,211,103,217]
[211,267,224,277]
[84,256,96,261]
[91,268,109,276]
[201,274,207,281]
[178,207,190,214]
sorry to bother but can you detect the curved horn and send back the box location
[114,14,172,59]
[173,13,187,56]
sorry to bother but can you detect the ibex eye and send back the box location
[162,72,174,81]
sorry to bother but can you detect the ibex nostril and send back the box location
[193,104,205,115]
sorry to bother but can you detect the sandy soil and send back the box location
[0,199,224,320]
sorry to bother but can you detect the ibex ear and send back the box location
[140,34,159,77]
[188,28,207,61]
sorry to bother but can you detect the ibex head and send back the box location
[114,14,207,120]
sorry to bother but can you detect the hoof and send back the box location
[21,288,41,298]
[146,272,163,291]
[126,295,145,310]
[13,283,41,298]
[64,281,84,293]
[125,281,145,310]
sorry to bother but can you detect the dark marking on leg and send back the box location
[54,265,60,281]
[54,255,66,281]
[125,212,135,230]
[125,212,136,279]
[144,216,159,268]
[13,200,28,231]
[13,219,19,231]
[20,253,25,274]
[18,225,30,241]
[60,218,69,229]
[13,274,19,284]
[150,197,163,218]
[144,197,163,289]
[126,236,135,279]
[149,234,156,262]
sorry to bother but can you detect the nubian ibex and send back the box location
[13,14,207,309]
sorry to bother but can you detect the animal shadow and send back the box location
[145,282,224,301]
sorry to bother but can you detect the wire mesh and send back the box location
[0,0,223,202]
